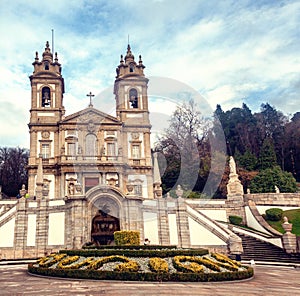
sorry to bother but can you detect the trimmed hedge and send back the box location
[229,215,243,225]
[265,208,283,221]
[114,231,140,246]
[28,248,254,282]
[59,248,209,258]
[149,257,169,273]
[82,245,177,250]
[28,263,254,282]
[173,256,204,273]
[211,253,241,267]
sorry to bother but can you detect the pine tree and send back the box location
[249,166,297,193]
[258,137,277,170]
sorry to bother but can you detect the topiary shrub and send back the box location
[149,257,169,273]
[265,208,283,221]
[114,230,140,246]
[229,215,243,225]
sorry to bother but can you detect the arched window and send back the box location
[129,88,138,108]
[129,63,135,72]
[44,62,49,70]
[85,134,97,157]
[42,87,51,107]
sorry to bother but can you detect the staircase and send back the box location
[236,233,300,263]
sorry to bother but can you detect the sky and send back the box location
[0,0,299,148]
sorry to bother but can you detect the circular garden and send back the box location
[28,246,253,282]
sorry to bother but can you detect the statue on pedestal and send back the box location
[229,156,237,175]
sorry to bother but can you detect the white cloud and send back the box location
[0,0,299,147]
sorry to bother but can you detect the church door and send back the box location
[91,210,120,245]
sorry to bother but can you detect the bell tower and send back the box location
[114,44,150,125]
[27,41,65,197]
[114,45,153,196]
[29,41,65,122]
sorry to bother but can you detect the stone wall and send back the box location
[245,193,300,206]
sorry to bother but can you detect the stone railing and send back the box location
[245,193,300,207]
[60,155,121,163]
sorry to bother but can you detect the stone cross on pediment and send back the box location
[87,91,95,108]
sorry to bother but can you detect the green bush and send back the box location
[229,215,243,225]
[249,166,297,193]
[114,230,140,246]
[265,208,283,221]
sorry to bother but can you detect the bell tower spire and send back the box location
[28,42,65,197]
[114,44,147,118]
[113,45,152,187]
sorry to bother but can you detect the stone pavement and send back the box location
[0,264,299,295]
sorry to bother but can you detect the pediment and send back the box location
[61,107,120,125]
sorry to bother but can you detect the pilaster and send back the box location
[157,198,170,245]
[176,198,190,248]
[14,198,28,258]
[35,198,48,257]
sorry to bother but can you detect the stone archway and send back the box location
[86,187,124,245]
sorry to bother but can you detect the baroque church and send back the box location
[28,41,156,246]
[28,41,154,202]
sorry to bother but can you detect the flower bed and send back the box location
[59,248,209,258]
[28,249,253,282]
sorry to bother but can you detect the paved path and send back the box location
[0,264,299,295]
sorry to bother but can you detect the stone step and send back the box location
[234,232,300,263]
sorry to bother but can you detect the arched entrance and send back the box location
[91,209,120,245]
[88,189,122,245]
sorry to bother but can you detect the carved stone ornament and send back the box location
[131,132,139,140]
[87,120,95,132]
[42,131,50,139]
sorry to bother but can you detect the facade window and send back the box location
[42,86,51,107]
[134,184,142,195]
[44,62,49,70]
[85,134,97,156]
[67,143,76,156]
[107,143,116,156]
[85,177,99,192]
[129,88,138,108]
[132,144,140,159]
[41,143,50,158]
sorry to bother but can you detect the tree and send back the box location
[155,99,211,194]
[284,112,300,181]
[249,166,297,193]
[258,137,277,170]
[215,103,260,157]
[0,147,29,197]
[235,150,258,171]
[255,103,287,169]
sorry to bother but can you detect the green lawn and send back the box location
[266,208,300,236]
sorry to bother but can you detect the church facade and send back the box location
[27,42,158,249]
[28,41,154,203]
